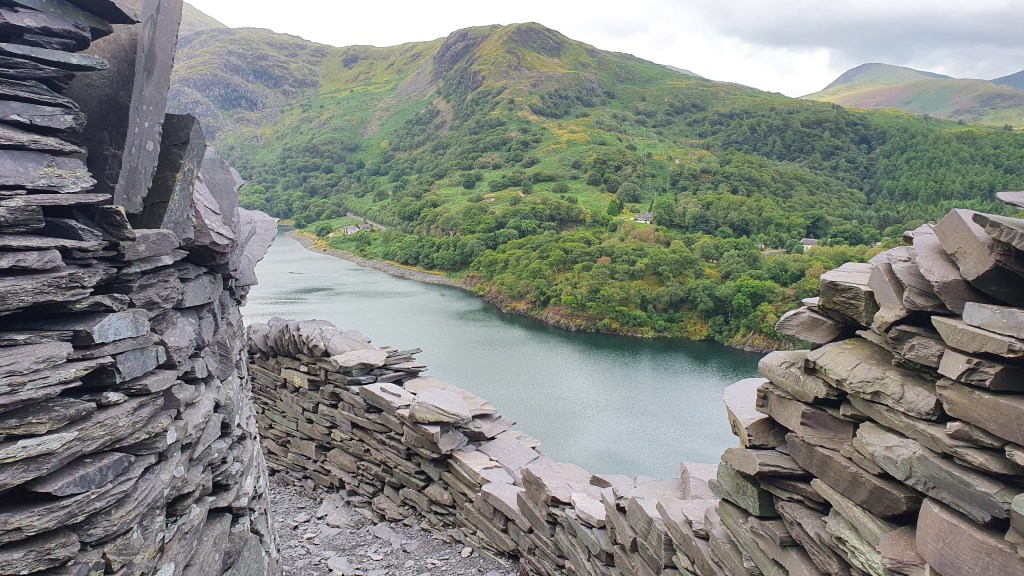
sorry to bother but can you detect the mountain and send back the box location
[822,63,952,90]
[806,63,1024,128]
[992,69,1024,91]
[170,16,1024,349]
[179,2,227,38]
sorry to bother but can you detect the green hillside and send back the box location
[179,2,227,38]
[992,69,1024,91]
[807,63,1024,128]
[170,20,1024,350]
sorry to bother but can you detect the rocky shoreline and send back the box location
[288,231,461,288]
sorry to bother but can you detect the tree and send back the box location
[314,222,334,237]
[607,199,624,216]
[461,173,477,189]
[553,182,570,194]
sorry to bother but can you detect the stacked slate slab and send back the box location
[250,203,1024,576]
[0,1,280,575]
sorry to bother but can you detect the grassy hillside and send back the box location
[807,63,1024,129]
[179,2,226,38]
[170,20,1024,350]
[993,70,1024,91]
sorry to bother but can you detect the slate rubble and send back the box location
[251,201,1024,576]
[0,2,279,575]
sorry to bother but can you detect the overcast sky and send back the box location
[188,0,1024,97]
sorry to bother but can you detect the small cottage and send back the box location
[801,238,820,252]
[635,212,654,224]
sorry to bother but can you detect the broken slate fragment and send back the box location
[409,388,472,425]
[962,302,1024,339]
[723,378,786,449]
[934,209,1024,306]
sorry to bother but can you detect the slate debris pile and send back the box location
[0,1,279,575]
[247,321,735,576]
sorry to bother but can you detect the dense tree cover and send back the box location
[199,25,1024,348]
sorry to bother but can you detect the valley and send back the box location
[170,10,1024,350]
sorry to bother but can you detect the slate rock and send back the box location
[936,377,1024,446]
[755,384,855,451]
[0,266,112,312]
[883,245,947,312]
[118,228,179,260]
[932,316,1024,358]
[938,348,1024,392]
[0,192,109,207]
[917,498,1024,576]
[868,259,910,330]
[972,212,1024,252]
[962,302,1024,339]
[65,0,140,23]
[787,433,922,518]
[18,309,149,345]
[712,464,778,517]
[775,306,846,344]
[25,451,133,496]
[854,423,1016,524]
[0,204,44,232]
[0,122,82,153]
[997,191,1024,209]
[230,207,277,287]
[886,324,946,369]
[0,528,78,575]
[0,396,94,436]
[132,113,204,243]
[0,149,93,192]
[910,223,992,314]
[721,447,806,478]
[0,41,106,70]
[934,208,1024,305]
[758,350,841,403]
[818,262,879,327]
[409,388,472,425]
[849,395,1019,476]
[0,99,83,130]
[806,338,942,420]
[723,377,786,449]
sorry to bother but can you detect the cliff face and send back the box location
[0,1,279,575]
[247,199,1024,576]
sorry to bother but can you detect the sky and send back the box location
[188,0,1024,97]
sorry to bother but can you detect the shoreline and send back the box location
[286,230,784,353]
[287,230,462,288]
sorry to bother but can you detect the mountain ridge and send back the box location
[807,62,1024,128]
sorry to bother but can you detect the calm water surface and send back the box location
[244,230,760,478]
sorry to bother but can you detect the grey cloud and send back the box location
[685,0,1024,79]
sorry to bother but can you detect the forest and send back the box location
[203,29,1024,349]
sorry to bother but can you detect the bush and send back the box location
[552,182,570,194]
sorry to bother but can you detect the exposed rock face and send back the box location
[0,3,279,576]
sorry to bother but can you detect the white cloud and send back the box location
[187,0,1024,96]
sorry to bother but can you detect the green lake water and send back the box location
[245,229,761,478]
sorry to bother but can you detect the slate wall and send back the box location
[0,1,280,575]
[249,203,1024,576]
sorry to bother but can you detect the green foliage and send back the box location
[175,21,1024,347]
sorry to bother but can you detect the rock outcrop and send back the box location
[0,1,279,575]
[249,201,1024,576]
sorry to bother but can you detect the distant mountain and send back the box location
[806,63,1024,128]
[663,65,702,78]
[992,69,1024,91]
[179,2,226,38]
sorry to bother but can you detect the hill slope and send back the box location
[992,69,1024,91]
[179,2,226,38]
[807,63,1024,128]
[170,19,1024,349]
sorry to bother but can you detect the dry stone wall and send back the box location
[0,1,279,575]
[251,201,1024,576]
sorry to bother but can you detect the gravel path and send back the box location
[270,480,519,576]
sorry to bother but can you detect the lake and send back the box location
[244,230,761,478]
